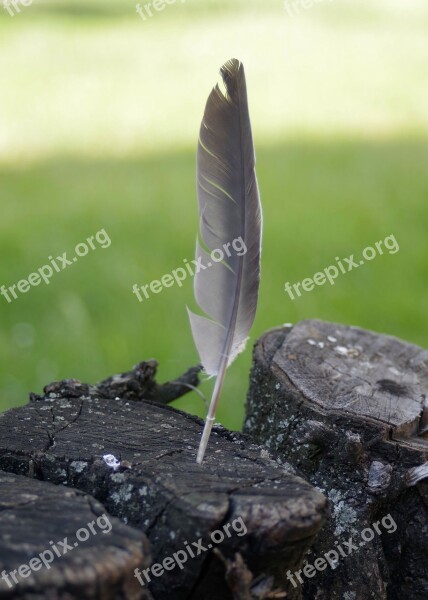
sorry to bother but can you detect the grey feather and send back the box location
[188,59,262,463]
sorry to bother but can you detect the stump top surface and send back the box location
[0,394,327,598]
[0,394,326,541]
[272,320,428,439]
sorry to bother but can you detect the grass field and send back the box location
[1,0,427,429]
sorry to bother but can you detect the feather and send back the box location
[188,59,262,464]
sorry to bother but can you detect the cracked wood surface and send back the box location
[245,320,428,600]
[0,471,151,600]
[0,391,327,600]
[272,319,427,444]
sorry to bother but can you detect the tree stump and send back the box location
[0,364,327,600]
[0,471,151,600]
[244,320,428,600]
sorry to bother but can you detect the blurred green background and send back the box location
[0,0,427,429]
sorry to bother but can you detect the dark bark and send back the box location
[244,320,428,600]
[0,374,327,600]
[0,471,151,600]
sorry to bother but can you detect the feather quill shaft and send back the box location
[189,59,262,464]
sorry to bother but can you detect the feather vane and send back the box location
[188,59,262,464]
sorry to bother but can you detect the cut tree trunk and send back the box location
[244,320,428,600]
[0,364,327,600]
[0,471,151,600]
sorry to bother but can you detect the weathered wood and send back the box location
[0,387,327,599]
[0,471,151,599]
[245,320,428,600]
[35,361,202,405]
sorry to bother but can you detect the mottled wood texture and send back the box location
[245,320,428,600]
[0,363,327,600]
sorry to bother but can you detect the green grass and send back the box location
[0,0,427,430]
